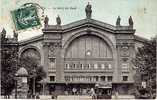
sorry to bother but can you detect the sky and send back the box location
[0,0,157,41]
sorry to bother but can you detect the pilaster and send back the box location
[42,42,49,80]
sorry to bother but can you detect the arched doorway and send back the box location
[19,46,42,95]
[63,32,115,97]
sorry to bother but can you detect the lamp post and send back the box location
[32,67,36,98]
[95,83,99,99]
[41,78,46,95]
[14,73,18,99]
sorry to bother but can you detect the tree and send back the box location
[132,36,156,98]
[19,56,46,95]
[1,39,18,98]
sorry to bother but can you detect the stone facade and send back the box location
[18,17,148,96]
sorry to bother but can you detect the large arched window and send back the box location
[65,34,113,58]
[20,48,41,64]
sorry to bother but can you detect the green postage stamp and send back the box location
[11,6,41,31]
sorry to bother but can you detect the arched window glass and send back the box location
[108,64,112,69]
[101,64,105,69]
[50,58,56,69]
[65,63,70,69]
[80,64,83,69]
[94,63,98,69]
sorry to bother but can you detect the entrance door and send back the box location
[97,88,112,99]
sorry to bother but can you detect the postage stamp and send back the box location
[11,5,41,31]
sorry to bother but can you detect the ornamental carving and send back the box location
[120,42,130,57]
[21,49,40,59]
[21,48,41,64]
[48,42,62,57]
[49,44,56,57]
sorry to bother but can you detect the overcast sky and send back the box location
[0,0,157,40]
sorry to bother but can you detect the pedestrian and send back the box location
[72,87,77,95]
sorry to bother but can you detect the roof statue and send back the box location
[13,30,18,40]
[116,16,121,26]
[1,28,6,39]
[56,15,61,25]
[44,15,49,27]
[85,2,92,19]
[129,16,133,27]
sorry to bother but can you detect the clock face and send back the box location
[86,50,92,56]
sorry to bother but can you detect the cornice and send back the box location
[19,34,43,46]
[42,18,135,34]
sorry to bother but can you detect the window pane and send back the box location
[101,76,106,81]
[50,76,55,81]
[123,76,128,81]
[65,63,69,69]
[108,64,112,69]
[73,64,76,69]
[108,76,112,82]
[49,58,56,69]
[101,64,105,69]
[87,64,91,69]
[94,64,98,69]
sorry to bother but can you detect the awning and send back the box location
[96,82,112,89]
[98,86,112,89]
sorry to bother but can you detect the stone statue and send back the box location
[1,28,6,39]
[129,16,133,26]
[44,15,49,27]
[56,15,61,25]
[116,16,121,26]
[13,30,18,40]
[85,2,92,19]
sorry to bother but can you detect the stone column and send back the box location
[111,44,119,83]
[128,43,135,82]
[115,44,121,83]
[55,42,64,82]
[42,42,50,95]
[47,41,64,83]
[43,42,49,79]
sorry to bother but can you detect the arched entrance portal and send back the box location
[19,46,42,96]
[63,32,115,97]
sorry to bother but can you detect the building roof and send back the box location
[18,18,150,45]
[134,35,150,44]
[42,18,135,34]
[19,34,43,46]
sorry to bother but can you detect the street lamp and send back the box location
[14,73,18,99]
[32,67,36,98]
[41,78,46,95]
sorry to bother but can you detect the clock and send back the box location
[86,50,92,56]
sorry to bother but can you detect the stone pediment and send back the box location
[42,18,135,34]
[19,18,137,46]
